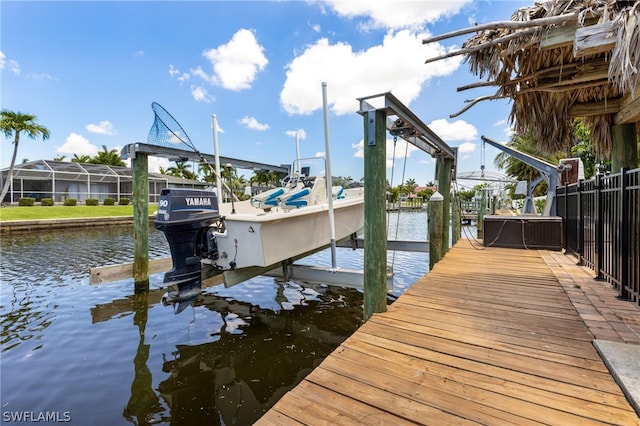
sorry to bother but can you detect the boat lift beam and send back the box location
[121,142,289,174]
[481,136,564,216]
[358,92,457,161]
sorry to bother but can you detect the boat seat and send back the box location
[263,188,284,206]
[283,188,310,208]
[250,187,285,210]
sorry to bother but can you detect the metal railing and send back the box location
[557,168,640,305]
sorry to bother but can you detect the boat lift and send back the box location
[481,135,571,216]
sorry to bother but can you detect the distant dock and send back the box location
[257,239,640,424]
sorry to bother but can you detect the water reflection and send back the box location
[91,275,362,425]
[156,283,361,425]
[123,292,164,425]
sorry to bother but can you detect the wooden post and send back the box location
[429,191,444,270]
[611,123,638,172]
[477,189,487,239]
[436,156,452,253]
[451,194,461,246]
[132,153,149,292]
[363,109,387,320]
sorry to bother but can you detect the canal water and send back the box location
[1,212,434,425]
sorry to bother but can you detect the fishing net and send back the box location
[146,102,238,200]
[146,102,199,152]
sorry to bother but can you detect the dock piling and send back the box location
[132,152,150,291]
[436,156,452,254]
[363,109,388,320]
[428,191,443,269]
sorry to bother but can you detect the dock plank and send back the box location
[256,239,640,425]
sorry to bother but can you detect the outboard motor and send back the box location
[154,188,220,311]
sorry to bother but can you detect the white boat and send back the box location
[209,175,364,274]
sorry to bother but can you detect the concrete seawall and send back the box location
[0,216,156,234]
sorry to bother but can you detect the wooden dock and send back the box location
[257,239,640,425]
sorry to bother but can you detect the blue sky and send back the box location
[1,0,532,187]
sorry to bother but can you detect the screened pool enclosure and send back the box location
[0,160,207,204]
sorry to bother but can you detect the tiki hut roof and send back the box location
[423,0,640,157]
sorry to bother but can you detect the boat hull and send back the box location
[213,192,364,270]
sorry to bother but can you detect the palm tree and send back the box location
[53,154,66,161]
[0,110,50,203]
[72,153,92,164]
[199,163,217,184]
[90,145,126,166]
[494,129,568,196]
[167,161,197,180]
[404,178,417,194]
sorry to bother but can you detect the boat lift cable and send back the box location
[386,137,398,236]
[391,136,410,269]
[481,138,486,178]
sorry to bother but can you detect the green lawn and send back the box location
[0,204,157,221]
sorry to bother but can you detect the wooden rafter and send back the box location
[422,12,579,45]
[449,95,509,118]
[424,28,538,65]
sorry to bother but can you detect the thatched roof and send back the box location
[423,0,640,157]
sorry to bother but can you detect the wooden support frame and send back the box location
[132,153,149,291]
[357,92,457,320]
[363,109,388,320]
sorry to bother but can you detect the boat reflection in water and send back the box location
[94,273,363,425]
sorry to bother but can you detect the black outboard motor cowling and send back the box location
[154,188,220,287]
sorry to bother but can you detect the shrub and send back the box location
[63,198,77,206]
[103,198,115,206]
[85,198,99,206]
[18,197,35,206]
[41,198,54,206]
[118,198,130,206]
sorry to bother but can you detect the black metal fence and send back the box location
[557,168,640,305]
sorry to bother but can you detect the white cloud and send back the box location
[238,116,269,131]
[134,50,144,58]
[321,0,472,30]
[86,120,117,136]
[27,73,56,81]
[201,28,268,91]
[148,156,172,173]
[428,118,477,142]
[169,64,191,83]
[56,133,99,156]
[168,64,180,77]
[190,66,215,84]
[0,51,21,75]
[280,30,461,116]
[457,141,476,154]
[191,85,214,103]
[286,129,307,140]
